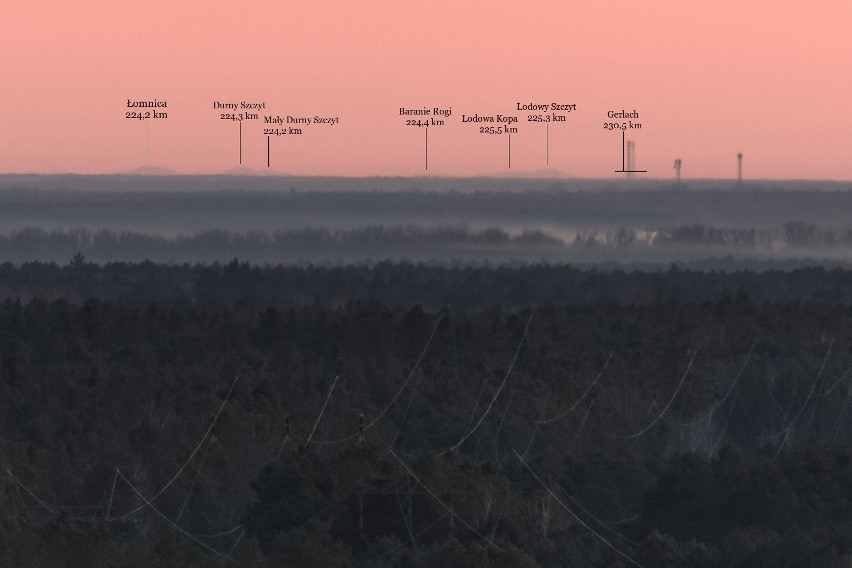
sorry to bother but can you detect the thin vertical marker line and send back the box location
[508,134,511,168]
[622,130,625,171]
[546,123,549,166]
[239,122,242,164]
[267,135,270,168]
[426,126,428,171]
[146,122,149,163]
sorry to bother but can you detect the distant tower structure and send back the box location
[626,141,635,179]
[737,153,743,186]
[674,159,682,183]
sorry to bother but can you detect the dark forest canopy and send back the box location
[4,259,852,308]
[3,262,852,565]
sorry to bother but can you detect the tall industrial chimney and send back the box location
[737,153,743,186]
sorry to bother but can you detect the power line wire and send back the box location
[445,314,532,454]
[5,468,56,515]
[512,450,644,568]
[307,317,443,446]
[112,375,240,521]
[539,352,612,424]
[682,342,754,426]
[773,340,833,457]
[115,468,224,557]
[614,351,696,440]
[305,375,340,445]
[389,450,503,552]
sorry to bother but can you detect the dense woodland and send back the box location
[2,261,852,565]
[4,223,852,265]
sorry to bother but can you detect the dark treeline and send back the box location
[6,259,852,308]
[4,224,852,265]
[3,263,852,565]
[0,226,562,264]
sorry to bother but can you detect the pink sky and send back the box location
[2,1,851,179]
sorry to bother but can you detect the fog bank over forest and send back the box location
[2,175,852,265]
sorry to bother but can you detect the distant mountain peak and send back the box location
[486,167,572,179]
[221,167,291,176]
[123,165,177,176]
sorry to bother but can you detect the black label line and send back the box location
[614,130,647,173]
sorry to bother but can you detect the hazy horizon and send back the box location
[3,170,852,184]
